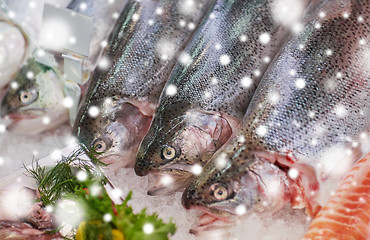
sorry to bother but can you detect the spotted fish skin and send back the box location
[73,0,214,169]
[134,0,312,194]
[302,153,370,240]
[182,0,370,224]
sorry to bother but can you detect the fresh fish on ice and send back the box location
[1,58,69,134]
[73,0,215,170]
[302,153,370,240]
[135,0,315,195]
[182,0,370,230]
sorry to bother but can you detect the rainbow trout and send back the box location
[182,0,370,230]
[73,0,215,170]
[135,0,313,195]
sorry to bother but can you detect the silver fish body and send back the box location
[73,0,215,169]
[182,0,370,228]
[134,0,312,195]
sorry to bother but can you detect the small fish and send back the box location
[134,0,313,195]
[302,153,370,240]
[1,58,68,134]
[182,0,370,231]
[0,20,28,91]
[73,0,215,170]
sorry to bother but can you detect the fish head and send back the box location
[73,98,153,169]
[135,103,235,194]
[1,59,68,134]
[182,149,292,229]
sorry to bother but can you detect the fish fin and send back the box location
[188,109,240,150]
[256,151,322,217]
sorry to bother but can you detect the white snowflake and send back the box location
[325,49,333,56]
[235,204,247,215]
[263,56,270,63]
[160,175,173,186]
[166,84,177,96]
[42,116,50,125]
[211,77,218,85]
[45,205,53,213]
[179,52,192,66]
[28,1,36,8]
[253,70,261,77]
[191,164,202,175]
[63,97,74,108]
[103,213,112,222]
[215,43,222,50]
[88,106,100,117]
[215,153,228,170]
[314,22,321,29]
[268,92,280,105]
[239,34,247,42]
[288,168,299,179]
[240,77,253,88]
[256,125,268,137]
[342,12,350,19]
[0,124,5,133]
[359,39,365,45]
[76,171,88,182]
[188,22,196,30]
[155,7,163,15]
[0,157,4,165]
[334,104,347,118]
[179,20,186,27]
[132,13,140,21]
[319,11,326,18]
[98,57,110,69]
[143,223,154,234]
[358,16,364,23]
[259,32,270,44]
[289,69,296,76]
[27,71,34,79]
[219,54,231,65]
[308,111,315,118]
[295,78,306,89]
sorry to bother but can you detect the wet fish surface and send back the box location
[182,0,370,230]
[134,0,312,195]
[302,153,370,240]
[73,0,215,169]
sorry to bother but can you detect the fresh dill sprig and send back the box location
[25,144,107,206]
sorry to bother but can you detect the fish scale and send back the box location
[182,0,370,230]
[135,0,314,196]
[73,0,215,170]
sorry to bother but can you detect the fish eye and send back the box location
[160,145,178,160]
[211,183,228,201]
[92,139,108,153]
[19,90,37,105]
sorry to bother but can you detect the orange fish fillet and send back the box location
[302,153,370,240]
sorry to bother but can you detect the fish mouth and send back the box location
[188,206,237,234]
[147,168,194,196]
[5,110,45,131]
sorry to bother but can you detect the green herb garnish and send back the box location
[26,145,176,240]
